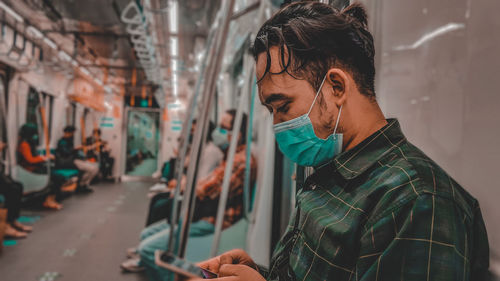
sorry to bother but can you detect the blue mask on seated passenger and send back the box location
[273,74,343,167]
[211,127,230,150]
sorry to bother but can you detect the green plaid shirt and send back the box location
[266,119,489,281]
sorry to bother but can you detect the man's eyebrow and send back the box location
[262,93,289,105]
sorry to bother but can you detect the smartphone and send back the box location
[155,250,218,279]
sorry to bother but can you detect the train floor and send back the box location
[0,181,152,281]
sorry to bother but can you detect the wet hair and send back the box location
[252,2,376,98]
[225,109,248,145]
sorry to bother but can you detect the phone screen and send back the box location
[156,251,218,279]
[201,268,218,278]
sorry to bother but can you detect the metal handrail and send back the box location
[176,0,236,258]
[210,55,254,257]
[165,16,219,254]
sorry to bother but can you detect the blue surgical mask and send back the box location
[273,74,343,167]
[212,127,230,150]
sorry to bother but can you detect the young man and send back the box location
[195,2,489,280]
[55,126,98,193]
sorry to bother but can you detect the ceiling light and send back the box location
[80,67,90,76]
[58,51,71,62]
[70,59,78,67]
[170,36,178,57]
[43,37,57,50]
[0,2,23,22]
[26,26,43,38]
[168,1,178,34]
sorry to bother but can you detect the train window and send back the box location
[26,87,40,126]
[66,102,76,127]
[26,88,54,146]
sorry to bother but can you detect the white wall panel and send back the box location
[361,0,500,274]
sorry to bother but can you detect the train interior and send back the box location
[0,0,498,280]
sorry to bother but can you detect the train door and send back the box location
[123,107,161,179]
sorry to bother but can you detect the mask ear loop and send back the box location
[306,74,328,116]
[333,105,343,135]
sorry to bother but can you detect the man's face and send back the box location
[220,113,234,144]
[256,47,342,139]
[64,132,74,139]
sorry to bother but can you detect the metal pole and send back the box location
[243,74,257,218]
[177,0,236,258]
[210,57,252,257]
[166,19,219,253]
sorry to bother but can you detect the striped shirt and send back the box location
[266,119,489,281]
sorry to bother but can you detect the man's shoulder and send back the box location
[371,140,478,219]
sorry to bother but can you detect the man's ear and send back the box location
[326,68,349,107]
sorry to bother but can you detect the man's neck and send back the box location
[343,103,387,152]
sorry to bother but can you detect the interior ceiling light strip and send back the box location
[0,2,23,22]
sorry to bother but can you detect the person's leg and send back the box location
[139,220,215,281]
[138,224,173,281]
[146,193,173,226]
[3,181,23,224]
[74,160,99,186]
[140,220,169,241]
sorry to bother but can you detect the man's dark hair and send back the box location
[225,109,248,145]
[252,1,376,98]
[64,125,76,133]
[93,128,102,136]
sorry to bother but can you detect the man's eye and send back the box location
[277,102,290,113]
[265,105,273,114]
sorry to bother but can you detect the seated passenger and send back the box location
[91,128,114,181]
[121,110,255,278]
[145,120,223,226]
[17,123,51,173]
[0,141,32,238]
[55,126,98,193]
[17,124,62,210]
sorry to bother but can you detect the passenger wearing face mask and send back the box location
[17,123,62,210]
[195,2,489,281]
[121,110,255,276]
[17,123,52,173]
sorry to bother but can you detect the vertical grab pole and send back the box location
[243,75,257,218]
[177,0,236,258]
[209,57,252,257]
[37,92,51,174]
[166,19,219,254]
[0,84,9,174]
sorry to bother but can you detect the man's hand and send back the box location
[188,264,264,281]
[194,249,257,276]
[217,264,265,280]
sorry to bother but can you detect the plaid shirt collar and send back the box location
[310,119,406,184]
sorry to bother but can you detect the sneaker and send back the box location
[76,185,94,194]
[126,247,139,259]
[149,183,167,192]
[120,257,145,273]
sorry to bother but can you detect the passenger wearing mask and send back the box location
[17,123,61,210]
[145,120,223,226]
[17,123,52,173]
[194,2,489,281]
[91,128,115,181]
[121,110,256,279]
[0,141,33,238]
[55,126,98,193]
